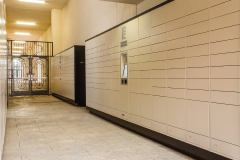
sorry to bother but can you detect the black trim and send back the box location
[52,93,78,106]
[87,107,231,160]
[85,0,174,42]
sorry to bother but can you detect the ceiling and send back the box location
[5,0,69,41]
[100,0,145,4]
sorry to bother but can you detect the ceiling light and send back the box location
[19,0,45,3]
[17,22,35,25]
[14,47,24,49]
[12,54,21,56]
[13,51,22,53]
[15,32,30,35]
[14,41,26,43]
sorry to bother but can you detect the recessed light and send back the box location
[19,0,45,4]
[14,47,24,49]
[14,41,26,43]
[12,54,21,56]
[17,22,35,25]
[15,32,30,35]
[13,51,22,53]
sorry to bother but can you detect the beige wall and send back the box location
[85,0,240,160]
[38,26,52,42]
[0,3,7,160]
[51,9,62,55]
[137,0,167,14]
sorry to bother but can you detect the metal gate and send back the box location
[8,40,53,96]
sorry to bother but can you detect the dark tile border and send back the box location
[87,106,231,160]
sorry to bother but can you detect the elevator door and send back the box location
[11,56,49,96]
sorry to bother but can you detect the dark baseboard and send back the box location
[86,107,230,160]
[52,93,78,106]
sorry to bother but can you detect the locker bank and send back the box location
[0,0,239,160]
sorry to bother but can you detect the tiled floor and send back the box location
[3,95,195,160]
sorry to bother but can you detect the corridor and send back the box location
[2,96,194,160]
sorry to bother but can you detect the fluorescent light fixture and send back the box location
[12,54,21,56]
[14,47,24,49]
[0,50,6,52]
[13,51,22,53]
[15,32,30,35]
[14,41,26,43]
[19,0,45,3]
[17,22,35,25]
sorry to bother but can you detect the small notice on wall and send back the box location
[121,40,128,48]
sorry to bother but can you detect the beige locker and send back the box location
[129,114,139,124]
[211,103,240,146]
[151,33,167,44]
[210,0,240,19]
[128,48,138,57]
[210,0,228,7]
[167,98,186,129]
[139,46,151,55]
[187,132,210,149]
[186,32,209,47]
[167,27,185,41]
[185,9,209,26]
[152,51,166,61]
[139,12,151,39]
[186,56,209,68]
[211,52,240,66]
[186,100,209,136]
[168,69,185,79]
[139,62,152,71]
[211,66,240,79]
[129,71,139,78]
[210,38,240,55]
[211,91,240,106]
[186,79,209,90]
[167,88,185,99]
[166,0,185,21]
[129,79,139,93]
[152,121,168,135]
[151,5,166,27]
[139,94,152,119]
[167,37,185,50]
[186,21,209,37]
[129,63,139,71]
[105,89,112,108]
[211,79,239,92]
[167,58,185,69]
[151,60,166,70]
[128,18,139,42]
[152,42,167,53]
[167,79,185,89]
[112,79,119,91]
[120,85,128,112]
[168,126,186,141]
[129,55,139,64]
[112,72,119,78]
[151,70,167,78]
[187,67,209,79]
[139,117,152,129]
[211,139,240,160]
[152,96,167,124]
[210,11,240,31]
[139,79,152,95]
[152,87,167,97]
[128,41,138,50]
[112,91,119,110]
[167,48,185,59]
[129,93,139,116]
[151,23,167,36]
[210,25,240,43]
[186,44,209,58]
[186,89,209,102]
[139,37,151,47]
[152,79,166,88]
[185,0,209,15]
